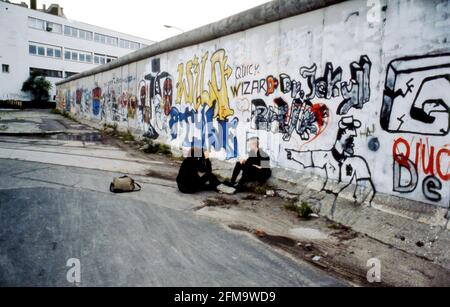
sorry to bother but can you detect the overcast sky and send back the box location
[34,0,270,42]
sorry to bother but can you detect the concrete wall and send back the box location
[56,0,450,210]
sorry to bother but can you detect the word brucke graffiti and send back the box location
[393,137,449,205]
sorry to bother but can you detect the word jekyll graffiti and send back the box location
[392,137,449,204]
[171,49,238,159]
[243,56,371,143]
[233,55,372,114]
[285,116,376,214]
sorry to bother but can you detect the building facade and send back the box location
[0,0,154,101]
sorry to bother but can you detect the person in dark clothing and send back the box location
[228,137,271,190]
[176,148,221,194]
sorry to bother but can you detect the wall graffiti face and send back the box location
[56,0,450,210]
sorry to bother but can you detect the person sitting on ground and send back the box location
[226,137,271,191]
[176,147,221,194]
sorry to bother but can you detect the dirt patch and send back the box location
[228,224,387,287]
[327,220,359,241]
[146,170,177,181]
[204,196,239,208]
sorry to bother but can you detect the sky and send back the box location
[33,0,270,42]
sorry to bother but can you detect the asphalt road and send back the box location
[0,111,345,286]
[0,159,345,287]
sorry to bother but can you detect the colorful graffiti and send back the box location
[392,137,449,204]
[56,46,449,209]
[176,49,234,121]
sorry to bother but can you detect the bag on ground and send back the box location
[110,176,142,193]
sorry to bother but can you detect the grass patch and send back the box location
[51,108,62,115]
[52,108,77,121]
[253,186,267,195]
[102,123,118,134]
[120,129,135,142]
[142,139,172,156]
[284,201,314,219]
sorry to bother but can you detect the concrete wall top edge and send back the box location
[56,0,346,85]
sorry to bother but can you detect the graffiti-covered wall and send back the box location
[56,0,450,209]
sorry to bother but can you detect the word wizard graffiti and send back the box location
[232,55,372,115]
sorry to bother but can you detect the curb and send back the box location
[0,131,66,137]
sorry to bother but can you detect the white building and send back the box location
[0,0,155,102]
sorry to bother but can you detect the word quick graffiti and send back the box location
[232,55,372,115]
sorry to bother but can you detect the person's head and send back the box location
[188,147,204,159]
[336,116,361,157]
[247,137,260,153]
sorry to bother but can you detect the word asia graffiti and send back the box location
[170,49,238,159]
[235,55,372,143]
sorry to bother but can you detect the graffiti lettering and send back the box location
[176,49,234,120]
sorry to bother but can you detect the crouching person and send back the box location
[227,137,271,191]
[177,148,221,194]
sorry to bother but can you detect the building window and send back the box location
[29,45,37,55]
[94,33,118,46]
[28,17,62,34]
[46,48,54,57]
[64,26,71,36]
[28,17,45,30]
[29,42,62,59]
[63,26,93,41]
[30,67,63,79]
[46,22,62,34]
[2,65,10,73]
[64,48,93,63]
[92,54,117,65]
[37,46,45,56]
[65,71,79,78]
[119,39,140,50]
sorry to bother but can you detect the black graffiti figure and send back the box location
[380,53,450,136]
[286,116,376,213]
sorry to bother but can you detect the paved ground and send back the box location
[0,110,345,287]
